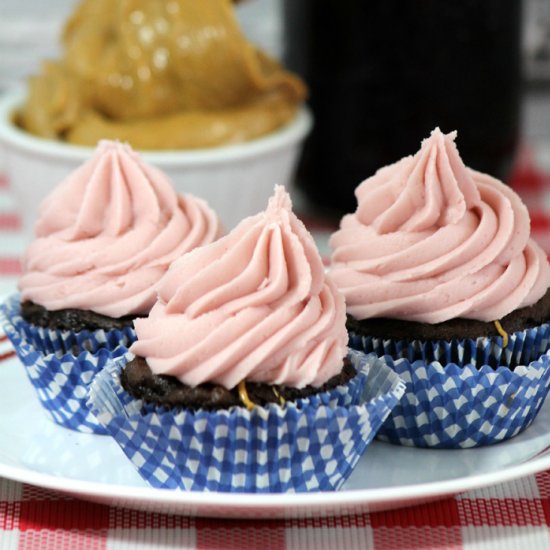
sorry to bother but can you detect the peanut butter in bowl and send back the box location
[17,0,307,150]
[1,0,311,237]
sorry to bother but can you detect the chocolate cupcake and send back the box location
[0,140,222,433]
[89,186,405,492]
[329,128,550,448]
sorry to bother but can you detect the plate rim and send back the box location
[1,436,550,512]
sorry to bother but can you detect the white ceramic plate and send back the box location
[2,352,550,519]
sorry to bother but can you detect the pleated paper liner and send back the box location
[375,355,550,448]
[0,293,136,356]
[1,295,132,434]
[88,350,406,493]
[349,327,550,448]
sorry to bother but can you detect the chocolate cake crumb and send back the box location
[21,300,135,331]
[121,355,356,410]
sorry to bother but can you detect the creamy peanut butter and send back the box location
[19,0,306,149]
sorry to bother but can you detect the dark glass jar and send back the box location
[283,0,522,215]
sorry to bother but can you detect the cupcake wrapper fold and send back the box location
[88,350,406,493]
[0,294,136,356]
[0,294,132,434]
[375,353,550,448]
[349,326,550,448]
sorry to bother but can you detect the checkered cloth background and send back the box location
[3,157,550,549]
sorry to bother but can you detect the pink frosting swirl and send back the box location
[131,186,348,389]
[329,128,550,323]
[19,140,221,318]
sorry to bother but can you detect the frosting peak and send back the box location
[330,129,550,324]
[131,185,348,389]
[36,141,175,240]
[356,128,480,234]
[19,140,221,318]
[267,184,293,213]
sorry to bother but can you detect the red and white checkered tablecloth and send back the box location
[1,475,550,549]
[3,159,550,550]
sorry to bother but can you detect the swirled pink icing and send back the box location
[130,185,348,389]
[19,140,221,318]
[329,128,550,323]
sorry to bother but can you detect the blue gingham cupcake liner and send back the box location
[349,325,550,448]
[88,350,406,493]
[374,353,550,448]
[0,294,136,356]
[1,295,133,434]
[10,333,131,435]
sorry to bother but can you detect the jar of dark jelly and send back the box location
[283,0,522,215]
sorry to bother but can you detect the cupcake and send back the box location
[88,186,405,492]
[329,128,550,448]
[0,140,221,433]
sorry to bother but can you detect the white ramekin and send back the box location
[0,88,312,237]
